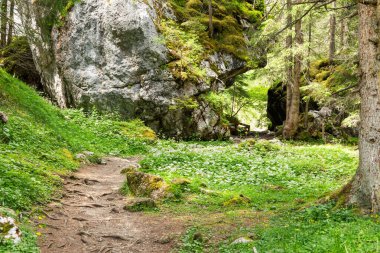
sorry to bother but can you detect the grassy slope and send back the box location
[0,70,154,251]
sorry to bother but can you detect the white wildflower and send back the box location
[0,215,22,244]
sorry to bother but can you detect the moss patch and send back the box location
[168,0,263,59]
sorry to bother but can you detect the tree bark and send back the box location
[0,0,8,47]
[7,0,14,45]
[329,1,336,64]
[348,2,380,212]
[208,0,213,38]
[285,0,293,123]
[340,18,349,50]
[284,8,302,139]
[306,11,312,81]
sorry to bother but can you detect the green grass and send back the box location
[140,139,357,212]
[137,139,380,252]
[0,69,155,250]
[252,204,380,253]
[0,69,377,252]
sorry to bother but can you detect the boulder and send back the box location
[341,114,360,137]
[75,153,86,161]
[74,151,98,163]
[125,170,170,200]
[17,0,249,140]
[223,194,251,207]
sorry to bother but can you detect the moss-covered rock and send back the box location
[126,170,170,200]
[166,0,264,62]
[223,194,251,206]
[18,0,262,140]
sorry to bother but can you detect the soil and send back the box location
[37,157,185,253]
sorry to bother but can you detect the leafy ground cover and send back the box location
[1,70,379,252]
[138,139,380,252]
[141,139,358,212]
[0,70,155,251]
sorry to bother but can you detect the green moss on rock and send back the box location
[165,0,264,63]
[223,194,251,206]
[125,170,170,200]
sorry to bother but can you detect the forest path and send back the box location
[37,157,184,253]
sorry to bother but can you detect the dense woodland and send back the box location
[0,0,380,252]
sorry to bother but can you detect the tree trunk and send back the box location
[0,0,8,47]
[208,0,213,38]
[7,0,14,45]
[348,2,380,212]
[306,11,312,81]
[340,18,349,50]
[329,1,336,64]
[285,0,293,123]
[284,9,302,139]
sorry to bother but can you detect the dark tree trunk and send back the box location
[0,0,8,47]
[208,0,213,38]
[7,0,14,45]
[340,18,349,50]
[285,0,293,123]
[348,2,380,212]
[329,1,336,63]
[306,11,312,81]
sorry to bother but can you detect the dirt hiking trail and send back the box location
[37,157,185,253]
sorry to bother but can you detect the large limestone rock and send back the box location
[17,0,248,139]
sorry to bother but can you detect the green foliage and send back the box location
[301,59,360,134]
[166,0,264,63]
[140,139,357,212]
[120,181,130,196]
[0,226,39,253]
[0,69,154,211]
[179,227,204,253]
[202,77,252,123]
[202,71,269,128]
[138,139,380,251]
[0,209,39,252]
[34,0,80,39]
[160,20,206,82]
[252,203,380,253]
[170,97,200,111]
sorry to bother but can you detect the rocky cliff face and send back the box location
[17,0,252,139]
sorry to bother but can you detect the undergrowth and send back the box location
[137,139,380,252]
[0,69,376,252]
[140,139,358,212]
[0,70,154,250]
